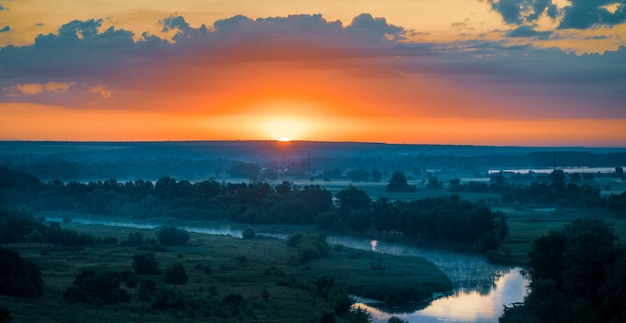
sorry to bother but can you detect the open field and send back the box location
[1,222,451,323]
[492,207,626,265]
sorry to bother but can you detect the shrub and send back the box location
[348,307,373,323]
[136,278,157,302]
[286,232,329,264]
[164,262,188,285]
[157,226,189,246]
[0,246,43,297]
[63,269,130,305]
[242,228,255,239]
[133,252,160,275]
[121,231,144,246]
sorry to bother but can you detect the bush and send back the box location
[121,231,144,246]
[150,284,185,311]
[242,228,255,239]
[63,269,130,305]
[136,278,157,302]
[133,252,160,275]
[164,262,188,285]
[157,226,189,246]
[0,247,43,298]
[286,232,329,264]
[348,307,373,323]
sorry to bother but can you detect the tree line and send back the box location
[449,169,626,213]
[1,166,507,250]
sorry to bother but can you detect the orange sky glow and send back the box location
[1,0,625,146]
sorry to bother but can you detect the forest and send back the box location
[1,166,507,251]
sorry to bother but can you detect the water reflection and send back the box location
[328,236,528,322]
[356,269,528,323]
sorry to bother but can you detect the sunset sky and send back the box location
[1,0,625,146]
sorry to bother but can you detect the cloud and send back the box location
[45,82,74,93]
[485,0,558,24]
[0,13,624,120]
[484,0,626,29]
[0,26,9,33]
[585,35,612,40]
[88,85,111,98]
[15,83,44,95]
[452,18,472,30]
[506,25,552,39]
[345,13,404,40]
[8,82,75,96]
[559,0,626,29]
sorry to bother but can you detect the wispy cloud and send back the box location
[15,83,44,95]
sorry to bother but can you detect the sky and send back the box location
[0,0,625,146]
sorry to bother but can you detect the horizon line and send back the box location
[0,139,624,150]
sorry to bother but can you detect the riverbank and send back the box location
[2,219,452,322]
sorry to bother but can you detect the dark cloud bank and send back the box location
[486,0,626,29]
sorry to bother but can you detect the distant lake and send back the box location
[488,166,623,174]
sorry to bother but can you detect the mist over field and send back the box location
[2,140,625,182]
[2,140,626,322]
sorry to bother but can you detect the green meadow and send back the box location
[1,222,451,323]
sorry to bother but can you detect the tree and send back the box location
[328,287,353,318]
[336,186,370,211]
[63,270,130,305]
[615,166,625,182]
[157,226,189,246]
[550,169,566,191]
[164,262,188,285]
[502,219,625,323]
[348,307,373,323]
[133,252,160,275]
[0,246,43,298]
[386,171,416,192]
[426,174,442,189]
[348,209,372,235]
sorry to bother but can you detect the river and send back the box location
[44,215,528,322]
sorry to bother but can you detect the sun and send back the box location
[261,117,307,141]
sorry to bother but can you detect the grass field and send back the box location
[491,206,626,265]
[1,222,451,323]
